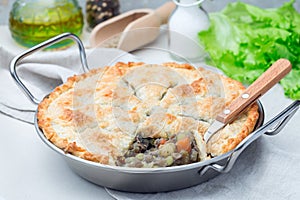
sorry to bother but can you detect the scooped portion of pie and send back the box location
[37,62,259,168]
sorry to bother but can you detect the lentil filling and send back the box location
[116,131,200,168]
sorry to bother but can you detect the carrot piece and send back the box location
[176,137,191,153]
[160,138,167,145]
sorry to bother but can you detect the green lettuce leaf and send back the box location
[198,0,300,99]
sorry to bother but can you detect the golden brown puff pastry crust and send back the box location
[37,62,259,165]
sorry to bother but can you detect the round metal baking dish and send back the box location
[10,33,300,193]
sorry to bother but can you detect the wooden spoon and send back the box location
[89,2,176,52]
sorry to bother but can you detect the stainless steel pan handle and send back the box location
[199,100,300,176]
[9,32,89,105]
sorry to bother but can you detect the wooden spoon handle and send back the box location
[216,58,292,124]
[155,1,176,25]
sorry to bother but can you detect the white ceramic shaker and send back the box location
[168,0,209,62]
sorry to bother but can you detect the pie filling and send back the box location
[116,131,200,168]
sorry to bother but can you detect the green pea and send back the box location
[166,156,174,166]
[136,153,144,161]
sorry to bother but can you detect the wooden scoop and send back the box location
[89,2,176,52]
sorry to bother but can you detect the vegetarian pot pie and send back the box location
[37,62,259,168]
